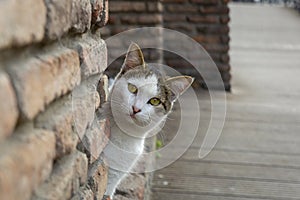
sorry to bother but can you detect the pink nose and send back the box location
[132,106,141,114]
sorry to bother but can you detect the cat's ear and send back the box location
[166,76,194,102]
[121,42,145,74]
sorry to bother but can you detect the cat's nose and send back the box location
[132,106,141,114]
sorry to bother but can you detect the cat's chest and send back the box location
[110,125,145,154]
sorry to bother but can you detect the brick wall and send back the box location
[102,0,231,91]
[0,0,110,199]
[163,0,231,90]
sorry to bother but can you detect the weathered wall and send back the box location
[102,0,231,91]
[163,0,231,90]
[0,0,110,199]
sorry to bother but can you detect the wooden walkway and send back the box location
[151,4,300,200]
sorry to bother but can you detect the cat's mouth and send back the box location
[129,113,136,119]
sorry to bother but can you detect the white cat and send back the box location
[101,43,193,200]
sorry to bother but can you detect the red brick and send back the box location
[166,4,198,13]
[0,124,55,200]
[164,14,186,22]
[165,24,194,32]
[166,58,192,69]
[6,46,80,120]
[138,14,163,24]
[200,6,230,14]
[220,15,230,24]
[193,35,221,44]
[203,44,230,53]
[197,25,230,34]
[221,35,230,43]
[162,0,188,3]
[121,14,162,25]
[147,2,163,12]
[0,72,18,141]
[110,1,146,12]
[187,15,219,23]
[108,15,118,25]
[32,151,88,200]
[222,72,231,82]
[0,0,46,49]
[190,0,219,4]
[217,63,231,72]
[220,54,230,63]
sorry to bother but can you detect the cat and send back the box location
[101,43,193,200]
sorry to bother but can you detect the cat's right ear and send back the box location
[166,76,194,102]
[121,43,145,75]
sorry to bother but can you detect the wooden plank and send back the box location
[191,121,300,155]
[151,192,265,200]
[152,176,300,199]
[158,148,300,169]
[154,161,300,183]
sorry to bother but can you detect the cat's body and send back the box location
[101,43,193,199]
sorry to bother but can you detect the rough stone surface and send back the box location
[91,0,109,29]
[88,158,108,200]
[6,46,80,120]
[71,186,94,200]
[0,124,55,200]
[0,71,18,141]
[67,37,107,79]
[0,0,46,49]
[44,0,72,39]
[81,118,110,163]
[71,0,92,33]
[97,74,109,107]
[72,75,101,140]
[32,151,88,200]
[35,95,78,159]
[44,0,92,39]
[115,174,146,200]
[36,75,101,159]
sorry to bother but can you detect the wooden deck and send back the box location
[151,4,300,200]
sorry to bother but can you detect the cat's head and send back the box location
[110,43,193,134]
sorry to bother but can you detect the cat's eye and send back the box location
[148,97,161,106]
[128,83,138,94]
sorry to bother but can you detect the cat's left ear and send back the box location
[121,42,146,74]
[165,76,194,102]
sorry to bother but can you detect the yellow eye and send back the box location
[148,98,161,106]
[128,83,138,94]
